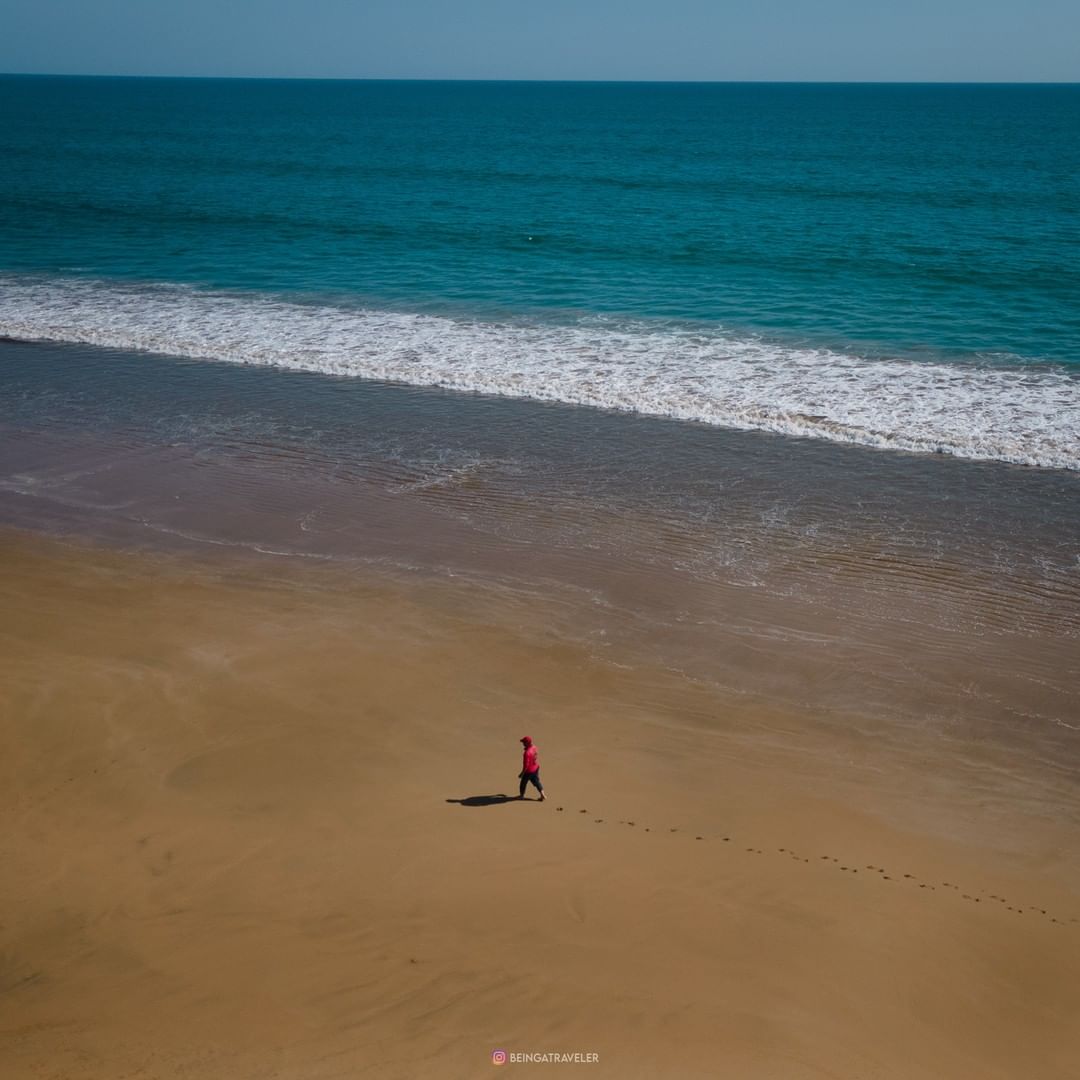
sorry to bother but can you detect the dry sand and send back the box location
[2,533,1079,1079]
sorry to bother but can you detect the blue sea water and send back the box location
[0,76,1078,466]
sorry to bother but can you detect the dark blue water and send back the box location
[1,77,1078,466]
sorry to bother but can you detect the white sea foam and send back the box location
[2,275,1077,470]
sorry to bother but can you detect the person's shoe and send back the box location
[539,792,546,802]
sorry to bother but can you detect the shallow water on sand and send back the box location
[3,339,1078,793]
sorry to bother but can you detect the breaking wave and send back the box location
[1,275,1077,470]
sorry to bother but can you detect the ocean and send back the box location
[1,76,1078,786]
[2,76,1078,466]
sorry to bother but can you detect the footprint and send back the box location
[546,803,1066,926]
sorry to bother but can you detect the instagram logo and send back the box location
[491,1049,508,1065]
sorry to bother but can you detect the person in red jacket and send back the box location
[518,736,545,801]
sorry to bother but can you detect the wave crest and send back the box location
[1,275,1076,470]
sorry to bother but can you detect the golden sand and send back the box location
[2,534,1078,1079]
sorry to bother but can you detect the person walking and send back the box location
[518,736,545,801]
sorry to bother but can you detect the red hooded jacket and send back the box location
[521,737,539,775]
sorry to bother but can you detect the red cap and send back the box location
[520,736,532,745]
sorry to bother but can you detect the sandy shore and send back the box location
[2,533,1078,1079]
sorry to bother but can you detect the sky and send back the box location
[1,0,1077,82]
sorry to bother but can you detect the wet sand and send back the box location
[3,532,1079,1079]
[5,338,1080,779]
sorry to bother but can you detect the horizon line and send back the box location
[1,72,1078,87]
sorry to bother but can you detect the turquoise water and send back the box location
[1,76,1078,465]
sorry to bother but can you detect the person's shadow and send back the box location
[446,794,520,807]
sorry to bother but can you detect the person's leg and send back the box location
[529,771,545,801]
[518,773,528,799]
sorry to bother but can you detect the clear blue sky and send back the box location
[1,0,1077,82]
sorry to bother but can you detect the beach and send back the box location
[2,76,1078,1078]
[3,531,1079,1079]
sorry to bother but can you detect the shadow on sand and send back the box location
[446,794,527,807]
